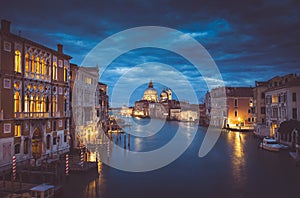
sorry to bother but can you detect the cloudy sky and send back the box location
[1,0,300,106]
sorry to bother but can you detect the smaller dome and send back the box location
[160,90,168,102]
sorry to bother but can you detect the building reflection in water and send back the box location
[228,132,247,187]
[84,145,105,197]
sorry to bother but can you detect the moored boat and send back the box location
[260,137,282,152]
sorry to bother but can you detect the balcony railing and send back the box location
[25,72,51,82]
[15,112,50,119]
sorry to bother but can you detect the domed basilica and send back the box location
[142,80,158,102]
[133,80,180,119]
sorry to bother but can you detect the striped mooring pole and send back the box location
[65,154,69,176]
[80,149,84,168]
[12,155,16,181]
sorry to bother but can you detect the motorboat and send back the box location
[260,138,281,152]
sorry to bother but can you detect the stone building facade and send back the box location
[0,20,71,169]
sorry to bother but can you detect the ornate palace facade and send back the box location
[0,20,71,169]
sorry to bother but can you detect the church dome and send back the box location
[142,80,158,102]
[160,90,168,102]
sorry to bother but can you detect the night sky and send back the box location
[1,0,300,106]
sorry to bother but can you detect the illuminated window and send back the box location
[24,95,29,112]
[64,66,68,82]
[52,96,57,113]
[53,60,58,80]
[14,91,21,112]
[249,99,253,107]
[25,53,30,75]
[85,77,92,84]
[31,54,35,73]
[14,50,21,73]
[272,95,278,103]
[30,95,35,112]
[36,57,41,76]
[14,124,21,137]
[41,96,46,112]
[41,58,46,75]
[35,96,41,112]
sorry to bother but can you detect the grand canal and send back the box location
[63,118,300,198]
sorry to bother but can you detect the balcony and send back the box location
[14,112,50,119]
[25,72,51,82]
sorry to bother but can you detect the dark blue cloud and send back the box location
[1,0,299,105]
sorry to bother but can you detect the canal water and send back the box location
[63,118,300,198]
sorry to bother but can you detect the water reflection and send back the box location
[64,120,300,198]
[227,131,246,186]
[84,152,104,197]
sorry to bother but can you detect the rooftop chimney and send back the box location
[1,19,11,33]
[57,44,63,54]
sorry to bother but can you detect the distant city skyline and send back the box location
[1,0,299,106]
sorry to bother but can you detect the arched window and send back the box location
[35,96,41,112]
[36,57,40,74]
[46,96,50,112]
[25,53,29,75]
[31,54,35,73]
[14,91,21,112]
[24,95,29,112]
[41,96,46,112]
[30,95,35,112]
[46,59,51,76]
[52,96,57,113]
[15,50,21,73]
[64,66,68,82]
[52,61,57,80]
[41,58,46,75]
